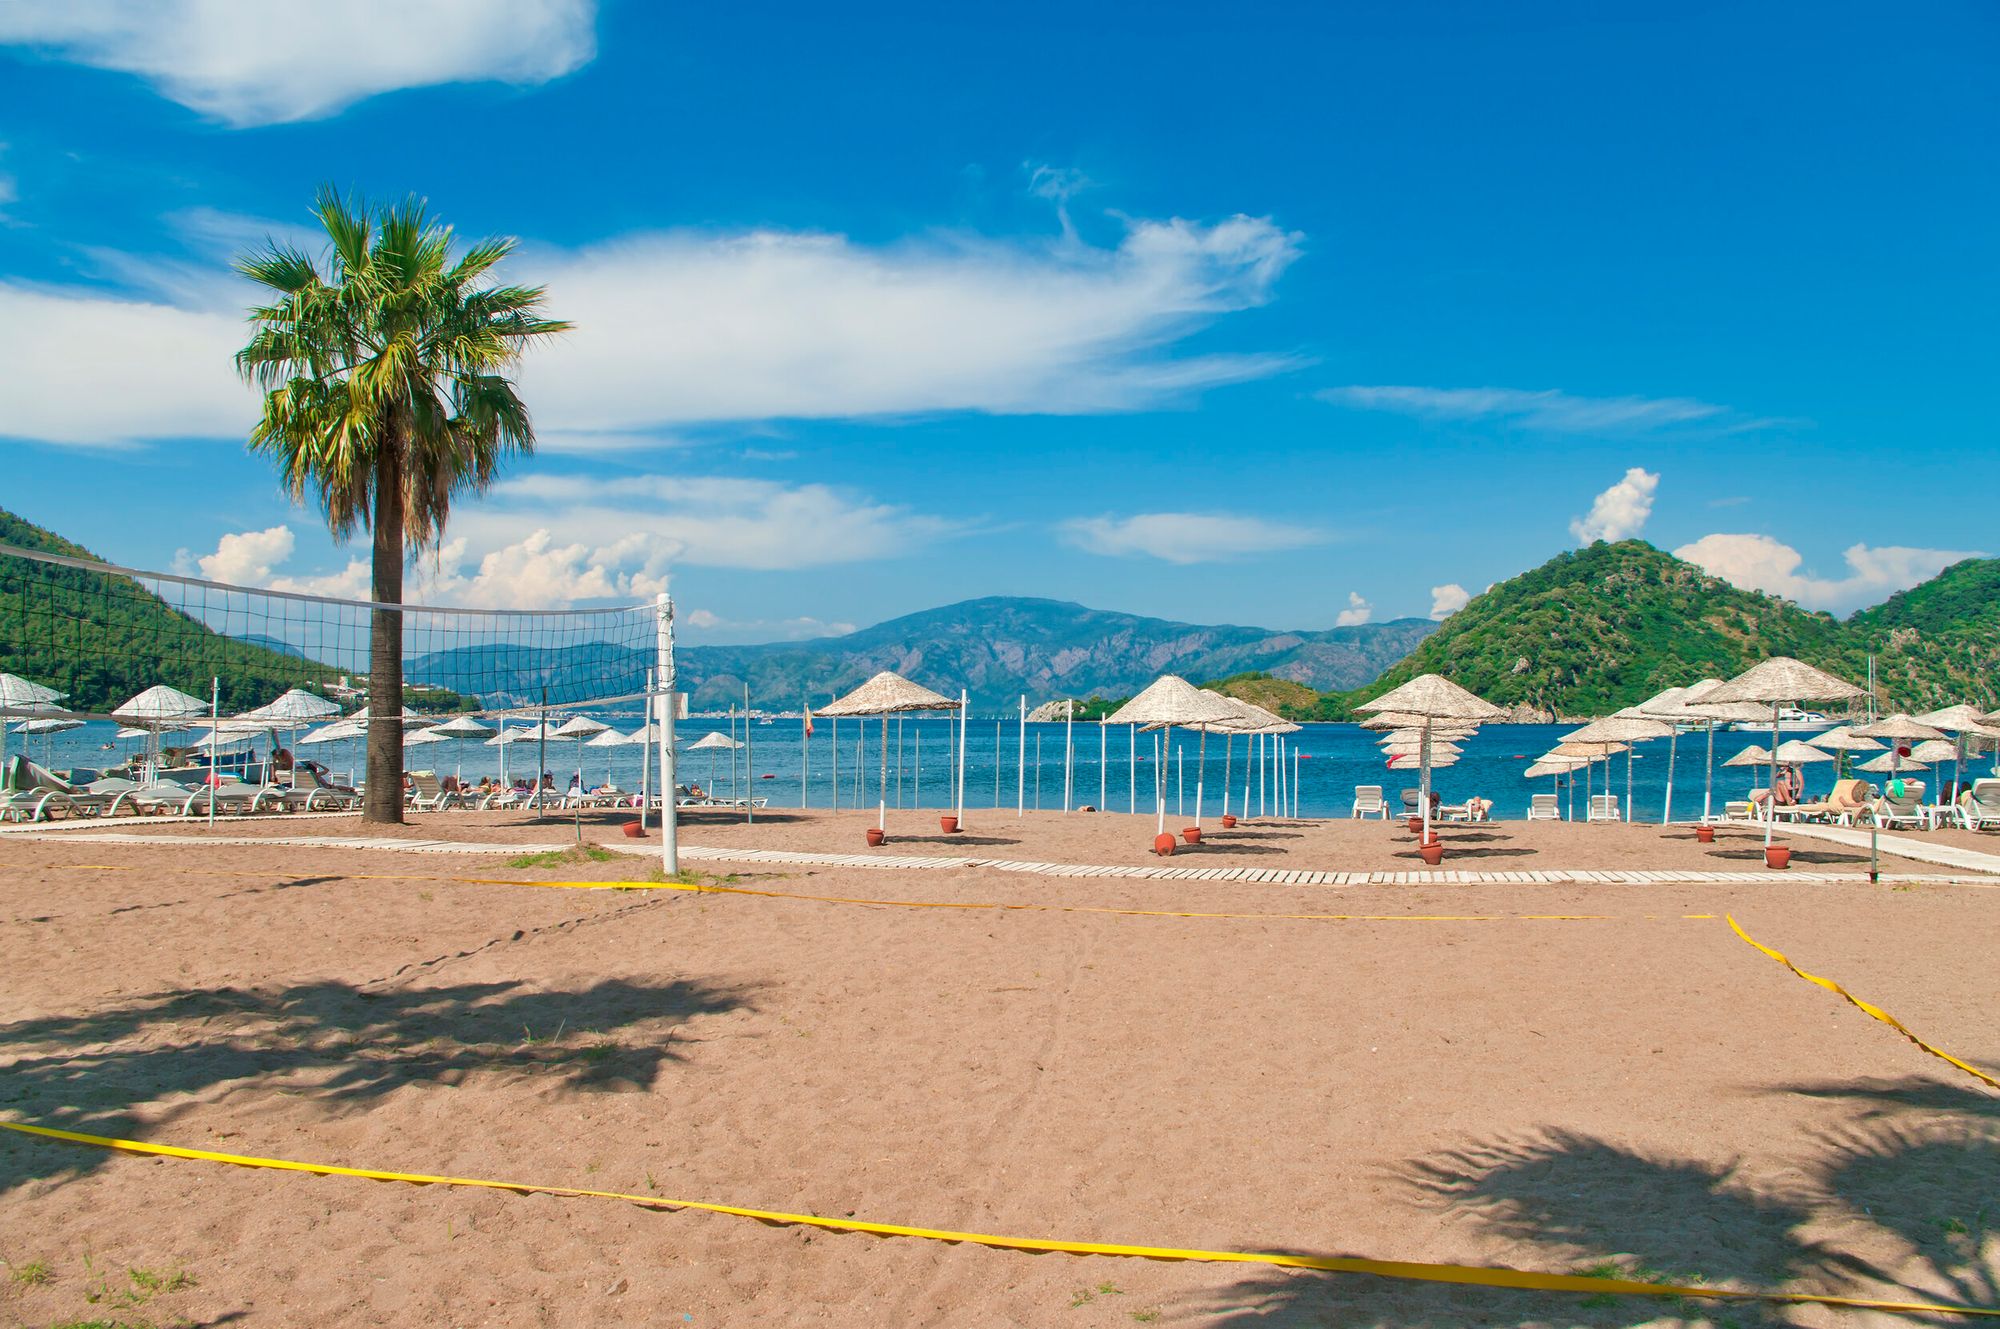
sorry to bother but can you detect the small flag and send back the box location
[802,704,815,737]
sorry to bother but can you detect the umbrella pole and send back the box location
[208,678,218,828]
[1421,726,1432,846]
[1766,702,1780,849]
[1663,728,1677,825]
[1099,718,1106,811]
[1257,733,1265,818]
[1063,703,1074,814]
[915,725,922,809]
[879,714,887,832]
[1035,733,1042,810]
[1129,725,1137,814]
[1704,721,1716,823]
[1625,747,1634,823]
[1222,732,1232,818]
[1155,731,1165,834]
[957,692,967,829]
[1194,725,1206,828]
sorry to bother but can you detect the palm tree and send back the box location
[236,189,569,823]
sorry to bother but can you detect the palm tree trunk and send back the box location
[363,436,406,825]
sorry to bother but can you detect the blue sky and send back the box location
[0,1,1993,641]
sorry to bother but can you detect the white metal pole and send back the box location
[1194,725,1206,828]
[655,594,678,878]
[1017,695,1026,817]
[1176,740,1183,817]
[830,713,838,812]
[1098,718,1106,810]
[800,696,809,810]
[878,714,888,832]
[1222,732,1232,817]
[1034,732,1042,810]
[1155,729,1166,834]
[955,691,967,828]
[744,682,754,825]
[1063,702,1074,814]
[1293,748,1301,818]
[1663,729,1677,825]
[639,668,652,831]
[207,676,219,827]
[994,720,1001,808]
[1128,724,1136,814]
[1258,732,1266,817]
[914,724,922,808]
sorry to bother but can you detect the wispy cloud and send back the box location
[0,0,597,126]
[1570,467,1659,544]
[0,207,1305,449]
[1673,533,1986,613]
[1429,583,1471,620]
[1319,385,1735,434]
[1060,512,1325,564]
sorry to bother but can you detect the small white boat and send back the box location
[1729,706,1832,734]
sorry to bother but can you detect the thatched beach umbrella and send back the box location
[1564,714,1672,822]
[114,684,210,780]
[1772,738,1835,797]
[427,714,496,781]
[1723,744,1772,768]
[1622,685,1695,823]
[1805,724,1882,779]
[1206,693,1293,821]
[1657,678,1768,822]
[1358,674,1505,846]
[820,671,963,836]
[1106,676,1240,836]
[1914,704,2000,800]
[1700,658,1865,850]
[686,730,741,797]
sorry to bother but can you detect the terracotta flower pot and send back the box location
[940,815,959,834]
[1695,826,1715,844]
[1221,814,1237,829]
[865,827,886,847]
[1407,816,1424,833]
[1182,826,1202,844]
[1153,833,1177,856]
[1419,841,1445,866]
[621,821,645,839]
[1765,845,1791,870]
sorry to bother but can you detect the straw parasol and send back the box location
[0,673,68,776]
[1906,739,1961,765]
[1622,685,1700,823]
[1356,675,1504,845]
[820,671,964,835]
[1107,677,1241,835]
[1700,658,1865,849]
[1772,738,1835,796]
[1203,693,1296,822]
[426,714,497,781]
[1805,724,1882,779]
[1723,745,1772,767]
[1661,678,1770,822]
[686,730,741,795]
[1564,715,1672,823]
[1913,704,2000,799]
[113,684,211,780]
[1858,750,1931,774]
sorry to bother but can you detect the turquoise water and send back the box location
[24,717,1979,821]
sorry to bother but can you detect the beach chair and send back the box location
[1868,780,1930,830]
[1959,779,2000,831]
[1586,793,1621,823]
[1399,789,1422,816]
[1437,799,1473,822]
[1527,793,1561,821]
[185,782,284,817]
[282,766,360,812]
[1777,778,1869,826]
[407,771,458,812]
[1350,785,1387,819]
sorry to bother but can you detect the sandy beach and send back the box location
[3,812,1997,1327]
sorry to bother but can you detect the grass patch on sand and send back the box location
[7,1257,55,1286]
[506,844,618,870]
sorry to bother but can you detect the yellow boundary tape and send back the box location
[57,864,1720,925]
[2,1120,1992,1317]
[1725,914,2000,1091]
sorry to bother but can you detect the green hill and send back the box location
[1335,542,1996,719]
[0,507,344,715]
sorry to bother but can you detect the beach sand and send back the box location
[2,814,1996,1326]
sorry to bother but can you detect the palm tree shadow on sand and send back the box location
[1174,1080,2000,1327]
[0,973,755,1195]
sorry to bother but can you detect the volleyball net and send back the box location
[0,541,657,724]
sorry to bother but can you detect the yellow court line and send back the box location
[1,1120,1991,1318]
[1726,913,2000,1092]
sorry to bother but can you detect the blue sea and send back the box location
[20,716,1972,822]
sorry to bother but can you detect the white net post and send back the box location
[656,592,678,878]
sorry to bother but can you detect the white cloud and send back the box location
[521,215,1304,428]
[1335,591,1372,626]
[1570,467,1659,544]
[1059,512,1324,564]
[1430,584,1470,620]
[0,281,251,445]
[1320,385,1733,434]
[682,610,857,642]
[1672,534,1984,613]
[1,210,1302,449]
[195,524,292,584]
[473,473,959,574]
[0,0,596,126]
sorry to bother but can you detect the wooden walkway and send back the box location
[7,828,1997,887]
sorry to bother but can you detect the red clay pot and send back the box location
[1765,845,1791,870]
[940,815,959,834]
[1182,826,1202,844]
[1221,814,1237,829]
[865,827,886,847]
[1418,841,1445,866]
[1407,816,1424,832]
[621,821,645,839]
[1695,825,1715,844]
[1153,833,1177,856]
